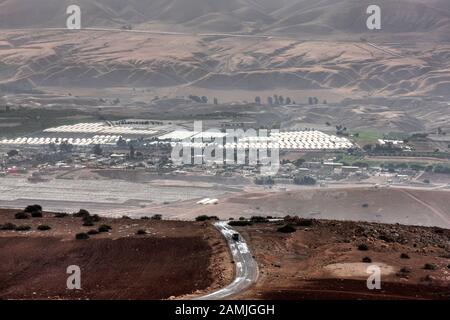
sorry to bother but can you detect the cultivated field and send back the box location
[0,209,233,300]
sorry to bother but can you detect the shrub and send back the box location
[92,214,101,222]
[140,216,150,220]
[358,244,369,251]
[98,225,112,233]
[37,225,51,231]
[54,212,68,218]
[87,229,99,235]
[15,211,29,219]
[362,256,372,263]
[31,211,43,218]
[122,215,131,220]
[151,214,162,220]
[24,204,42,213]
[1,223,17,230]
[74,209,90,218]
[400,253,410,259]
[229,220,253,227]
[16,225,31,231]
[75,233,89,240]
[277,224,296,233]
[423,263,437,270]
[136,229,147,235]
[250,216,269,223]
[195,215,210,222]
[82,216,94,226]
[362,203,369,208]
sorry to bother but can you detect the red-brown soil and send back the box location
[234,219,450,300]
[0,209,233,300]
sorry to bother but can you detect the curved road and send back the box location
[196,221,258,300]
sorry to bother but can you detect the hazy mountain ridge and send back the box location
[0,0,449,98]
[0,0,449,40]
[1,29,449,98]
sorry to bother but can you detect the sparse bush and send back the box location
[423,263,437,270]
[285,216,314,227]
[24,204,42,213]
[54,212,68,218]
[37,225,51,231]
[1,223,17,230]
[87,229,99,235]
[31,211,43,218]
[362,203,369,208]
[98,225,112,233]
[358,244,369,251]
[195,215,210,222]
[136,229,147,235]
[122,215,131,220]
[15,211,29,219]
[239,217,246,221]
[362,256,372,263]
[16,225,31,231]
[74,209,90,218]
[140,216,150,220]
[92,214,101,222]
[82,216,94,226]
[400,253,410,259]
[277,224,296,233]
[229,220,253,227]
[75,233,89,240]
[151,214,162,220]
[24,205,43,217]
[250,216,269,223]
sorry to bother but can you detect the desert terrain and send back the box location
[0,208,233,300]
[234,219,450,300]
[125,186,450,228]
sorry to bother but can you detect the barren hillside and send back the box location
[0,29,449,98]
[0,0,449,40]
[0,0,449,98]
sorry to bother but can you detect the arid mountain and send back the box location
[0,0,449,39]
[0,0,449,98]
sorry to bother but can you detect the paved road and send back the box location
[196,221,258,300]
